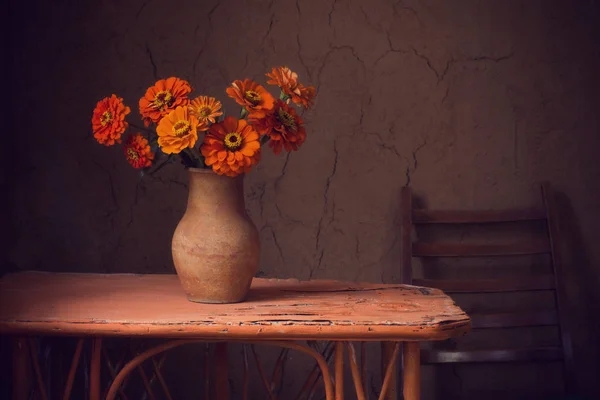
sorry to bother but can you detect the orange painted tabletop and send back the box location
[0,272,470,341]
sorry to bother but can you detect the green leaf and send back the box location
[279,91,290,102]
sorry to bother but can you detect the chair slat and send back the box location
[412,276,556,293]
[421,347,563,364]
[470,311,558,329]
[412,208,547,224]
[412,240,550,257]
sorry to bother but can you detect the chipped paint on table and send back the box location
[0,272,470,341]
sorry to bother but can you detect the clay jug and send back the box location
[171,168,260,303]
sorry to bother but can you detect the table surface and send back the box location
[0,272,470,341]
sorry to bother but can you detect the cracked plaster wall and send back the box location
[6,0,600,398]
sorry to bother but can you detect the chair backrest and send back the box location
[400,182,575,393]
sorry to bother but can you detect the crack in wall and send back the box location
[261,11,276,47]
[365,131,402,159]
[126,180,144,231]
[506,88,520,171]
[192,0,221,76]
[253,183,266,219]
[411,47,514,84]
[373,30,409,67]
[92,161,119,214]
[328,0,339,29]
[296,33,312,81]
[312,139,339,277]
[136,0,154,18]
[274,152,292,192]
[404,138,428,187]
[261,224,285,263]
[316,45,366,91]
[393,1,423,25]
[145,45,158,80]
[353,232,399,282]
[411,46,444,82]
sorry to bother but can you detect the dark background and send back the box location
[3,0,600,398]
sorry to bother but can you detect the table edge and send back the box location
[0,319,471,341]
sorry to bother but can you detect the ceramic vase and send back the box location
[171,168,260,303]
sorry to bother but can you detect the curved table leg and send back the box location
[379,342,400,400]
[247,341,335,400]
[105,340,335,400]
[105,340,199,400]
[346,342,366,400]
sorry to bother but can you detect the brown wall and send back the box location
[7,0,600,398]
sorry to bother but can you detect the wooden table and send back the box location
[0,272,470,400]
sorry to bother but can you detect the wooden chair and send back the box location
[400,182,576,394]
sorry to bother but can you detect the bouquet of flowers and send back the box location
[91,67,316,177]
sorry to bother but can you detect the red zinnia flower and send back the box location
[123,133,155,169]
[250,100,306,155]
[92,94,131,146]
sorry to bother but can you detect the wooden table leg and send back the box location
[12,337,30,400]
[90,338,102,400]
[335,342,344,400]
[63,338,84,400]
[402,342,420,400]
[346,342,366,400]
[215,342,229,400]
[381,342,399,400]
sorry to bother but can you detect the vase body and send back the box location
[171,168,260,303]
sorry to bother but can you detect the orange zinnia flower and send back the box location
[123,133,155,169]
[266,66,316,109]
[156,106,206,154]
[201,116,261,177]
[189,96,223,124]
[91,94,131,146]
[250,100,306,155]
[292,84,316,109]
[139,77,192,126]
[225,79,274,118]
[266,66,298,93]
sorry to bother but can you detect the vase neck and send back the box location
[186,169,245,212]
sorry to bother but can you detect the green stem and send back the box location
[147,154,173,176]
[240,108,248,119]
[260,135,270,146]
[178,150,193,168]
[279,90,290,102]
[129,122,155,135]
[184,148,205,168]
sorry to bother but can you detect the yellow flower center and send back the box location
[199,107,212,118]
[154,90,174,110]
[127,148,139,161]
[277,108,296,131]
[172,120,191,136]
[100,111,113,126]
[245,90,261,105]
[224,132,243,151]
